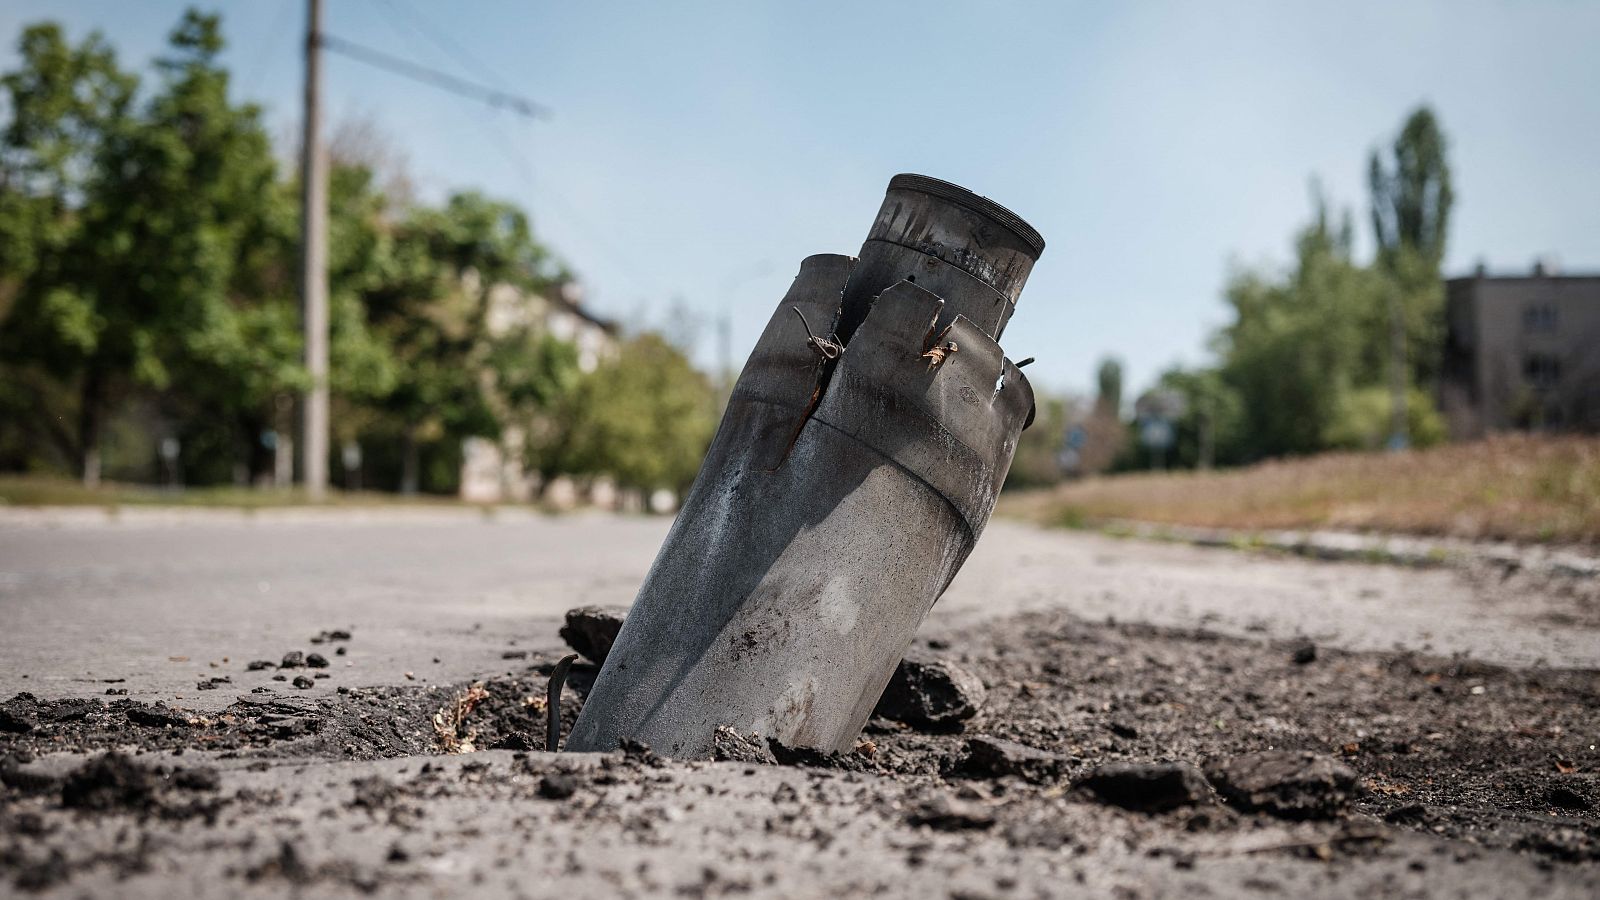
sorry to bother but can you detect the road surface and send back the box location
[1,507,1594,710]
[3,507,1598,899]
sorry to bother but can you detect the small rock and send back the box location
[1108,720,1139,739]
[1206,750,1359,819]
[501,650,529,660]
[559,605,628,664]
[125,704,192,728]
[1290,641,1317,665]
[305,653,329,669]
[873,656,987,732]
[335,646,347,656]
[1076,761,1212,812]
[281,651,305,669]
[327,629,353,642]
[539,772,580,799]
[246,660,276,671]
[292,675,314,689]
[0,707,36,733]
[906,795,995,831]
[489,732,537,751]
[960,736,1071,784]
[271,674,287,682]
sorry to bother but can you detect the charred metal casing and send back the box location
[566,175,1044,757]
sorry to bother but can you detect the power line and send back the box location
[473,114,664,302]
[332,7,659,307]
[318,33,551,119]
[378,0,512,92]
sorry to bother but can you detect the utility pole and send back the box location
[300,0,330,499]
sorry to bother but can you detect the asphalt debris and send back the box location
[872,655,987,732]
[1075,761,1213,813]
[1206,750,1359,820]
[959,736,1071,784]
[558,605,627,665]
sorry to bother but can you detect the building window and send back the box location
[1523,304,1558,332]
[1523,353,1563,389]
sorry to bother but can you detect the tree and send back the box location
[0,12,300,485]
[1369,106,1453,273]
[1214,190,1387,460]
[537,334,716,494]
[355,190,560,492]
[1369,106,1454,443]
[1095,357,1123,416]
[0,22,137,478]
[1150,367,1243,469]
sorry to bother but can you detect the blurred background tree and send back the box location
[1103,106,1455,471]
[0,8,717,500]
[532,334,715,495]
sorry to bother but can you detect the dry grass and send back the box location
[0,474,475,510]
[1001,434,1600,546]
[432,682,490,754]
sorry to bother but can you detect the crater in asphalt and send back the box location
[2,608,1597,895]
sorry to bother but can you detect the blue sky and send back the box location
[3,1,1596,397]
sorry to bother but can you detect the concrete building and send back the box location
[1440,265,1600,437]
[460,278,619,503]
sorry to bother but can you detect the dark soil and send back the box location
[2,607,1597,895]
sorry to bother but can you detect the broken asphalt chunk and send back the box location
[960,736,1071,784]
[124,703,193,728]
[559,605,627,665]
[1075,761,1213,813]
[1205,750,1359,819]
[873,656,987,732]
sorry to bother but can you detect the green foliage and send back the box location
[536,334,716,492]
[1213,194,1388,459]
[1134,106,1457,469]
[0,11,302,482]
[1369,106,1453,273]
[2,9,711,499]
[1324,386,1446,450]
[1370,106,1453,391]
[1148,366,1245,469]
[1095,358,1123,414]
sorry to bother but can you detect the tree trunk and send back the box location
[400,423,420,495]
[78,369,103,489]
